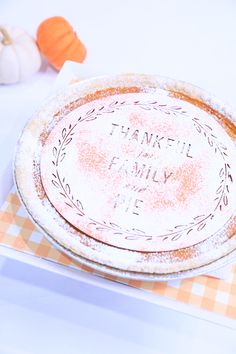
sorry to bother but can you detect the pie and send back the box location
[14,74,236,280]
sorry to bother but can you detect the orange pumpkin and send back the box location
[37,16,86,70]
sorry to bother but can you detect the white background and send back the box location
[1,0,236,353]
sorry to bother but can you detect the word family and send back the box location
[108,156,173,184]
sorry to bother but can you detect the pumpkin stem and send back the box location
[0,26,12,45]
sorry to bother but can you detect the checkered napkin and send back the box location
[0,190,236,319]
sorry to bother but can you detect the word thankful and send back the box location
[109,123,193,158]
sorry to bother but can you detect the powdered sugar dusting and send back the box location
[40,91,236,252]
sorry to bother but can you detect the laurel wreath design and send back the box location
[192,118,232,212]
[50,99,233,242]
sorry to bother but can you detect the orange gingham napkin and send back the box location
[0,189,236,319]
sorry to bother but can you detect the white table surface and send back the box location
[1,0,236,353]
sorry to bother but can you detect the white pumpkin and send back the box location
[0,25,42,84]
